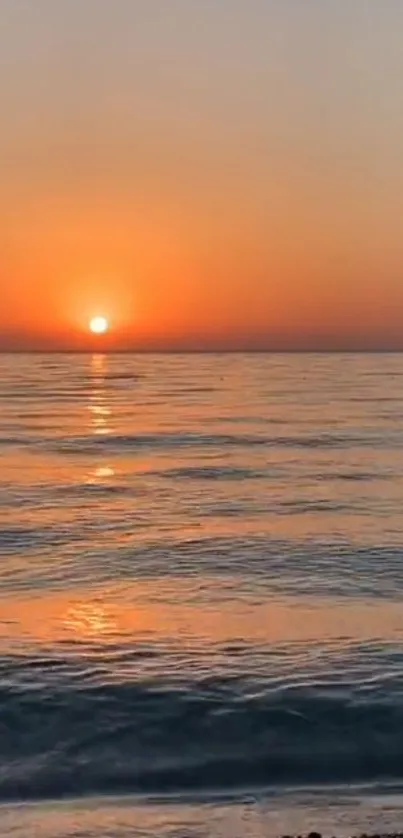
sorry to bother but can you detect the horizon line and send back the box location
[1,348,403,356]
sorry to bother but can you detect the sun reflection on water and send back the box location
[64,601,117,639]
[94,466,115,479]
[88,354,111,436]
[86,354,117,484]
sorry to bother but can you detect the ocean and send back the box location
[1,352,403,837]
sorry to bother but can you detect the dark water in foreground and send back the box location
[1,352,403,836]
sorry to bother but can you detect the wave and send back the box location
[2,531,403,601]
[2,428,401,455]
[47,429,401,456]
[155,466,267,481]
[2,671,403,801]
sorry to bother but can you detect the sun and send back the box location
[89,316,109,335]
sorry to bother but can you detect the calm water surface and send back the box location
[1,353,403,836]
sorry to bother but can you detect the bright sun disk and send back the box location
[89,316,109,335]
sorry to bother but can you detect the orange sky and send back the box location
[1,1,403,351]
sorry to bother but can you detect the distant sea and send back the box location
[2,352,403,838]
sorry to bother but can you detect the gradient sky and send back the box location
[1,0,403,350]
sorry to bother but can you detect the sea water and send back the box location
[1,352,403,837]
